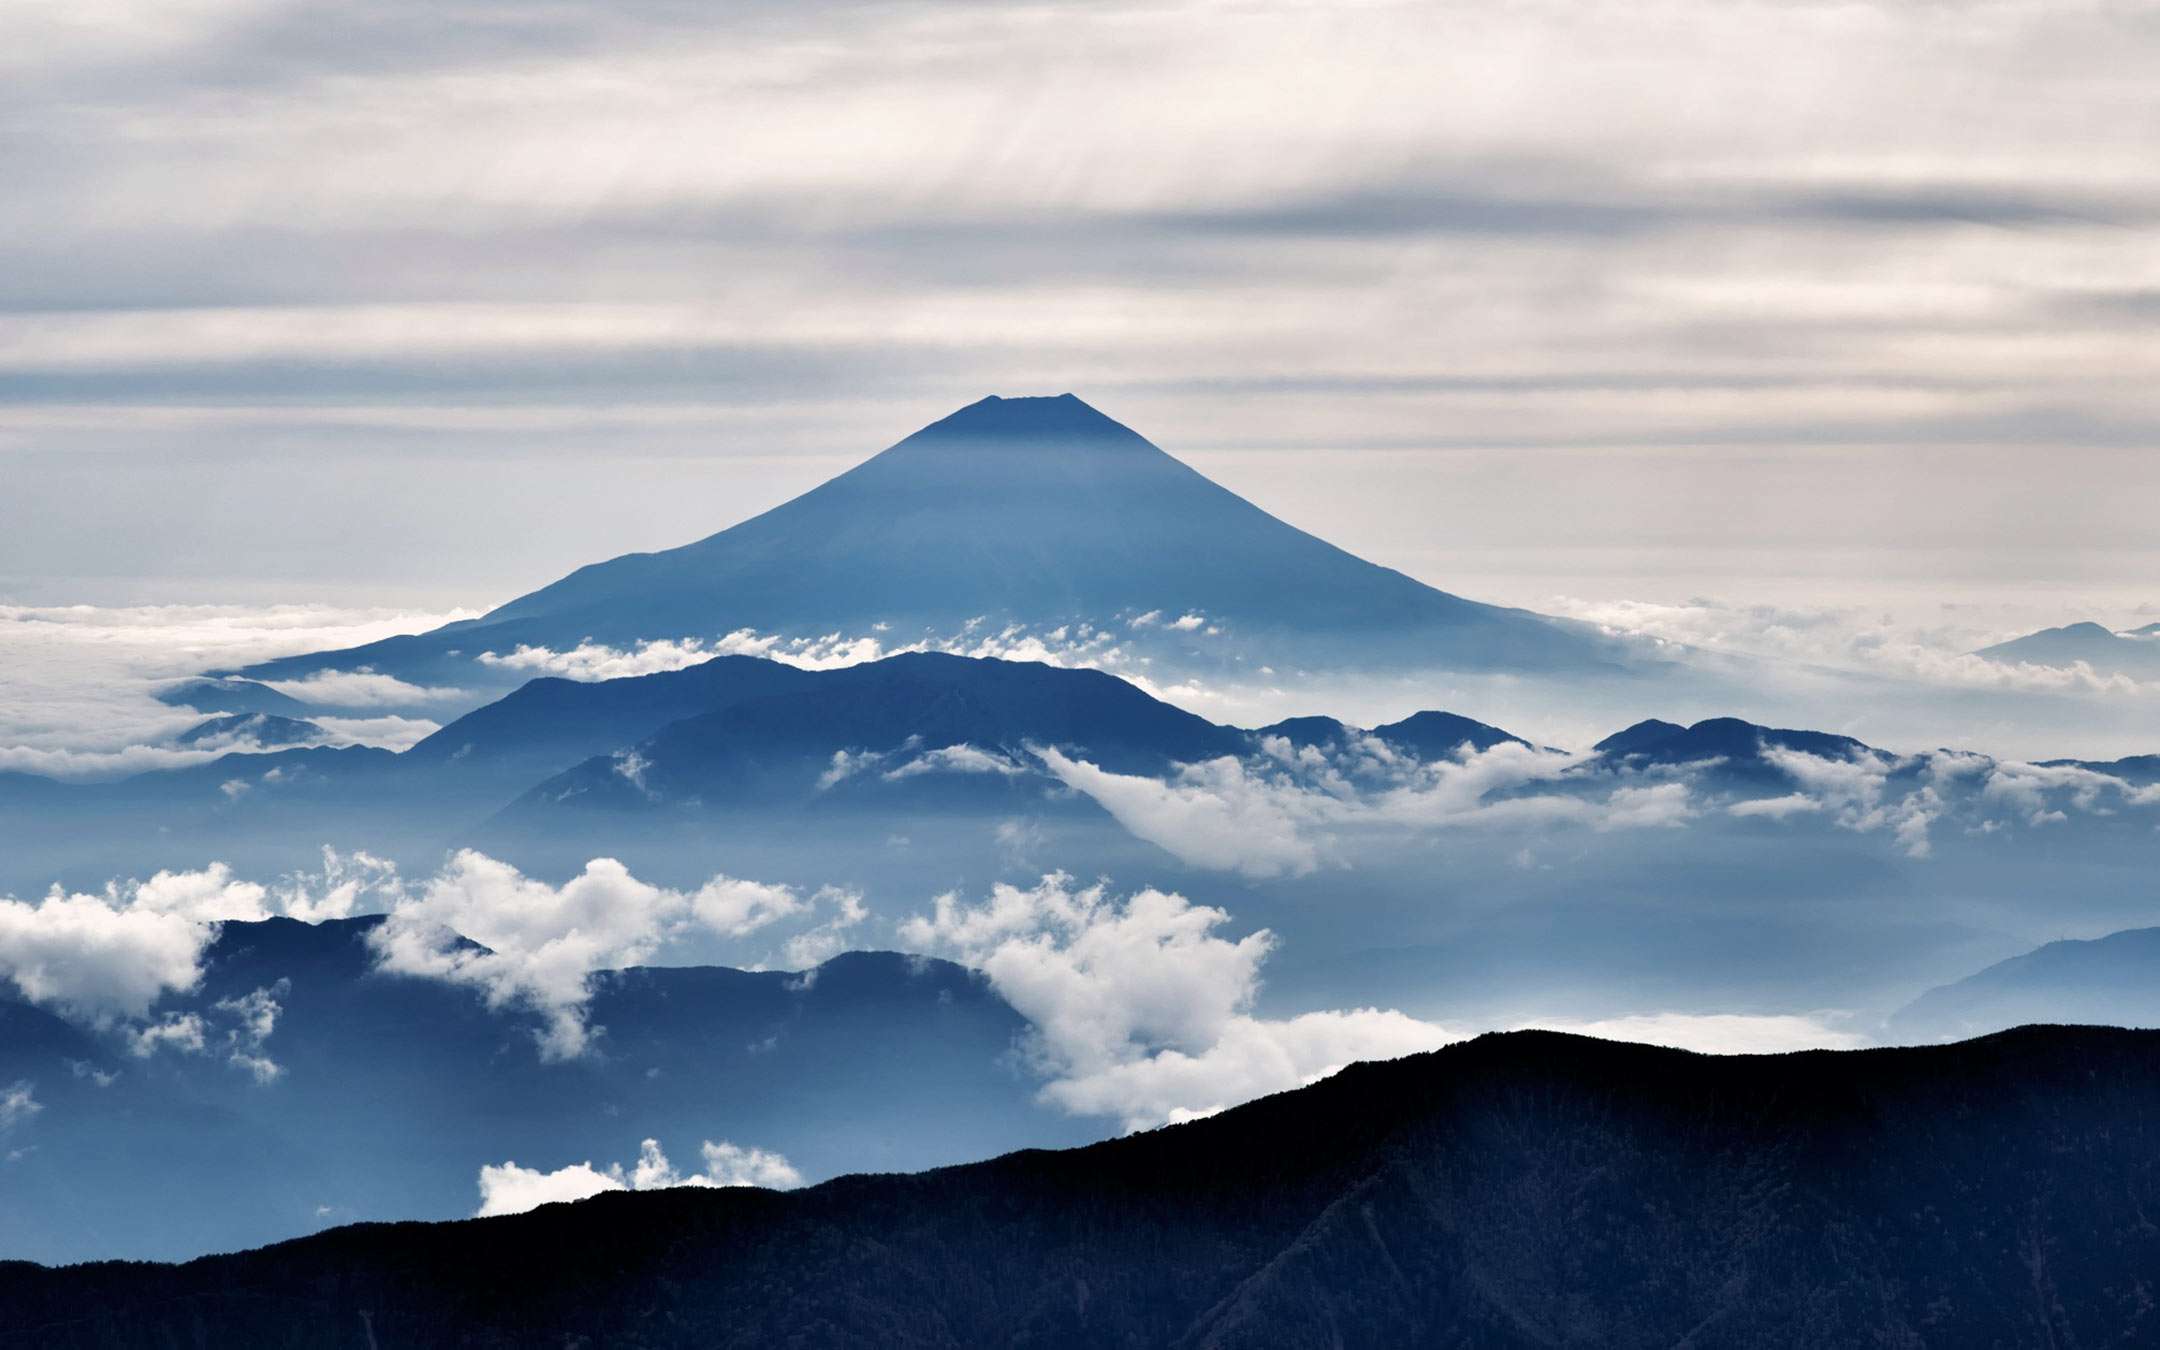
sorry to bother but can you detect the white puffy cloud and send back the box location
[1040,1006,1455,1128]
[899,874,1457,1130]
[1038,739,1694,878]
[126,1012,207,1057]
[0,886,221,1023]
[367,850,859,1059]
[213,980,289,1083]
[1036,749,1326,879]
[474,1159,624,1217]
[0,1081,40,1130]
[475,1136,801,1217]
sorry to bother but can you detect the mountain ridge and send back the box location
[6,1025,2157,1347]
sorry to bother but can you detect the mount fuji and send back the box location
[237,394,1623,694]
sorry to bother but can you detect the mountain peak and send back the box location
[902,392,1151,449]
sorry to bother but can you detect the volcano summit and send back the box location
[239,395,1619,693]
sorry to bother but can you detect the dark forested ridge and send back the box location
[6,1025,2159,1348]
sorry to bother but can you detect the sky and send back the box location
[1,0,2155,625]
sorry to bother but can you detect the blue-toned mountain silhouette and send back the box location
[235,394,1620,694]
[1890,926,2160,1043]
[10,1027,2160,1347]
[155,678,309,717]
[173,713,327,749]
[0,915,1098,1264]
[1974,621,2160,679]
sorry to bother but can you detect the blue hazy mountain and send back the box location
[1889,927,2160,1043]
[10,1027,2160,1348]
[1371,709,1530,757]
[497,651,1250,819]
[0,915,1101,1265]
[234,394,1619,694]
[173,712,327,749]
[1974,621,2160,678]
[401,653,823,804]
[154,677,308,717]
[2040,752,2160,786]
[1592,715,1875,786]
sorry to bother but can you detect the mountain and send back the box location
[233,395,1619,696]
[1890,927,2160,1042]
[496,651,1249,822]
[1370,709,1529,757]
[8,1026,2159,1347]
[2040,752,2160,786]
[173,713,327,749]
[0,915,1101,1265]
[1974,621,2160,679]
[1592,715,1876,786]
[154,678,308,717]
[398,654,823,805]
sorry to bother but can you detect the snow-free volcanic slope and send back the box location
[240,394,1617,688]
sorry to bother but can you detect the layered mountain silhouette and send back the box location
[1891,925,2160,1043]
[154,678,308,717]
[8,1027,2159,1347]
[234,394,1620,694]
[1975,620,2160,679]
[498,651,1251,819]
[172,712,326,749]
[0,916,1098,1265]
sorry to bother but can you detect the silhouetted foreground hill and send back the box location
[6,1026,2158,1348]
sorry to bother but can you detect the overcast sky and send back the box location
[3,0,2156,627]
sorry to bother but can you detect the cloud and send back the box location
[126,1012,207,1057]
[0,602,474,782]
[259,669,467,709]
[1546,596,2159,700]
[1035,749,1325,879]
[0,880,235,1023]
[367,850,859,1058]
[474,1159,624,1217]
[1728,793,1822,819]
[212,980,289,1083]
[899,874,1458,1130]
[0,1081,39,1130]
[475,1136,800,1217]
[881,744,1026,780]
[1520,1012,1866,1055]
[1037,738,1692,878]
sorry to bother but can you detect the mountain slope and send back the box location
[496,651,1253,818]
[236,394,1617,691]
[5,1027,2157,1347]
[1890,926,2160,1042]
[1975,621,2160,678]
[0,916,1101,1264]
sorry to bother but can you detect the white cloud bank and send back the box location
[366,851,863,1059]
[899,874,1458,1130]
[475,1137,801,1217]
[0,602,476,781]
[0,849,854,1063]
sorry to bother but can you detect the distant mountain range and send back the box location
[1975,620,2160,679]
[0,916,1096,1264]
[1891,926,2160,1043]
[229,394,1625,697]
[8,650,2154,892]
[8,1026,2158,1347]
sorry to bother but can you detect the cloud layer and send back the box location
[475,1136,802,1218]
